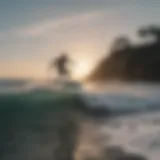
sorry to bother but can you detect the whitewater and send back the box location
[1,81,160,160]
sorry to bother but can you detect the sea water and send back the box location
[1,81,160,160]
[83,83,160,160]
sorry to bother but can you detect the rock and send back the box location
[103,146,125,160]
[103,146,147,160]
[118,153,147,160]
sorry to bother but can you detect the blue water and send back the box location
[1,81,160,160]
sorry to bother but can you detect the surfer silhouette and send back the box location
[50,53,72,80]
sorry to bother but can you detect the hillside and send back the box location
[88,26,160,82]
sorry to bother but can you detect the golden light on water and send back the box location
[74,120,106,160]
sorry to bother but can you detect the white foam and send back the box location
[81,83,160,113]
[100,112,160,160]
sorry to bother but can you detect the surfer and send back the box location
[50,53,72,80]
[49,53,82,91]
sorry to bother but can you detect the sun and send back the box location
[72,60,91,80]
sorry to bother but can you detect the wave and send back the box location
[1,83,160,160]
[2,82,160,117]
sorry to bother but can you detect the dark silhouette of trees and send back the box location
[110,36,131,53]
[87,25,160,82]
[138,25,160,42]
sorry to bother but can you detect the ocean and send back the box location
[1,81,160,160]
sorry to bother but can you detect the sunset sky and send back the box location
[1,0,160,80]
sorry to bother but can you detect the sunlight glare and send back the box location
[72,60,91,80]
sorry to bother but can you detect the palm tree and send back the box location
[138,25,160,42]
[110,36,131,53]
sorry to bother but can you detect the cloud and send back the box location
[13,11,106,38]
[0,10,122,41]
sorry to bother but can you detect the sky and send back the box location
[1,0,160,80]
